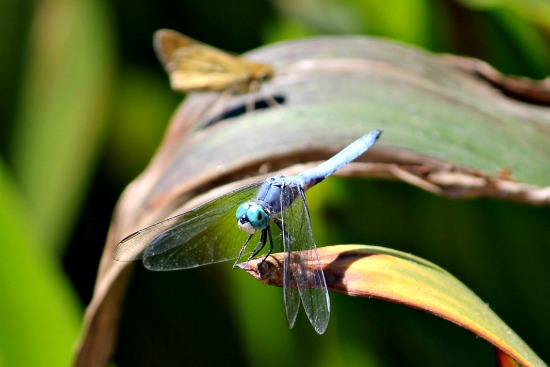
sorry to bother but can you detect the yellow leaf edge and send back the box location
[238,244,546,367]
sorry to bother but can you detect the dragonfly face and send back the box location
[236,201,270,234]
[234,199,277,268]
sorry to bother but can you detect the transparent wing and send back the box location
[280,184,330,334]
[114,182,263,270]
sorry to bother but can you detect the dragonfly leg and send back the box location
[247,226,276,268]
[233,233,254,268]
[258,225,276,267]
[248,228,267,260]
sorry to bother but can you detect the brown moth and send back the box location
[154,29,274,95]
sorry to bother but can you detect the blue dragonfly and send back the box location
[115,129,382,334]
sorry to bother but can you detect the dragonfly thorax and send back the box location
[236,201,270,234]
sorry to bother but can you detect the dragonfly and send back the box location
[115,129,382,334]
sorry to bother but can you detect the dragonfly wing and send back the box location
[114,182,262,270]
[280,183,330,334]
[283,236,300,329]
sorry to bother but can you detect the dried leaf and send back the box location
[239,245,546,367]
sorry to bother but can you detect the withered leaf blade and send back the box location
[238,245,545,367]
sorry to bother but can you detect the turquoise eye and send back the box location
[236,202,269,231]
[236,203,250,220]
[247,205,269,230]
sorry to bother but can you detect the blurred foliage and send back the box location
[0,0,549,366]
[0,159,81,367]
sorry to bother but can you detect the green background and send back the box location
[1,0,549,366]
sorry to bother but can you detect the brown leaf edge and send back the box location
[441,55,550,106]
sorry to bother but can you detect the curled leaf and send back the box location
[239,245,546,367]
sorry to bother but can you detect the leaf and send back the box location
[456,0,550,32]
[0,159,81,367]
[9,0,114,253]
[238,245,546,367]
[76,35,550,365]
[441,55,550,106]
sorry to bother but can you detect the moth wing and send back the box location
[154,29,273,93]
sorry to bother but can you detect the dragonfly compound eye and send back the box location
[236,202,251,220]
[246,205,269,230]
[236,202,269,233]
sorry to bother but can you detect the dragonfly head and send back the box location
[236,202,269,234]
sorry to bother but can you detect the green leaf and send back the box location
[10,0,115,253]
[457,0,550,31]
[0,158,81,367]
